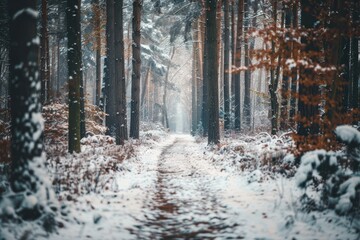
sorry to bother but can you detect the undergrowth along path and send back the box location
[128,134,356,239]
[52,134,357,240]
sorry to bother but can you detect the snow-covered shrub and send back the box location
[296,125,360,215]
[47,135,136,197]
[140,121,169,142]
[43,103,106,143]
[43,103,107,157]
[208,131,295,176]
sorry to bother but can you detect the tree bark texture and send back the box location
[8,0,57,223]
[297,0,320,137]
[351,0,359,110]
[243,0,251,128]
[67,0,82,153]
[93,0,102,107]
[202,11,209,136]
[289,1,298,126]
[114,0,128,144]
[40,0,50,104]
[130,0,142,139]
[234,0,244,131]
[206,0,220,144]
[223,0,230,130]
[105,0,116,136]
[280,4,292,131]
[269,0,279,135]
[230,1,236,128]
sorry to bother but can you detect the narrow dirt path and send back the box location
[127,135,245,239]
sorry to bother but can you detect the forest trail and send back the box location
[53,134,355,240]
[126,135,284,239]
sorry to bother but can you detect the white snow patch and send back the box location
[13,8,38,20]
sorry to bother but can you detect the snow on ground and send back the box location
[43,133,358,239]
[3,129,357,239]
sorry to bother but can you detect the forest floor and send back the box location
[2,123,358,239]
[46,133,359,240]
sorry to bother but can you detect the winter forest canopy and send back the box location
[0,0,360,239]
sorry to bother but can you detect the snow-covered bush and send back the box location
[43,103,107,144]
[47,135,137,198]
[208,131,295,176]
[296,125,360,215]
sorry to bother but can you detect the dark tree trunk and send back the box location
[230,1,236,128]
[243,0,251,128]
[93,0,102,107]
[280,4,292,131]
[40,0,50,105]
[223,0,230,130]
[207,0,220,144]
[234,0,244,131]
[114,0,128,144]
[297,0,320,137]
[191,24,198,135]
[105,0,116,136]
[80,67,86,139]
[0,1,9,113]
[289,1,298,126]
[269,0,280,135]
[67,0,82,153]
[341,39,350,112]
[130,0,142,139]
[202,14,209,136]
[56,22,61,98]
[8,0,56,223]
[351,0,359,110]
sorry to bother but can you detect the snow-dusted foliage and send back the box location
[205,132,295,177]
[296,125,360,215]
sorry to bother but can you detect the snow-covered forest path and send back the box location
[54,134,356,240]
[128,135,246,238]
[120,135,353,239]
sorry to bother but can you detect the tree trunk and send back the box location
[8,0,57,224]
[40,0,50,105]
[280,4,292,131]
[351,0,359,110]
[163,47,175,129]
[207,0,220,144]
[105,0,116,136]
[114,0,128,144]
[93,0,102,107]
[269,0,279,135]
[230,1,236,128]
[243,0,251,128]
[130,0,142,139]
[80,65,86,139]
[191,25,198,135]
[223,0,230,130]
[297,0,320,138]
[234,0,244,131]
[289,1,298,126]
[202,12,209,136]
[197,16,204,132]
[67,0,82,153]
[56,33,61,98]
[141,65,150,108]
